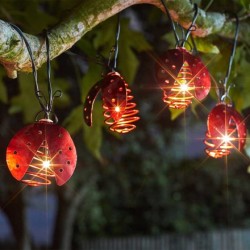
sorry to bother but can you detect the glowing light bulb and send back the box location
[222,135,231,143]
[180,84,188,92]
[115,106,120,113]
[42,160,51,169]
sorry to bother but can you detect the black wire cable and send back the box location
[108,14,121,71]
[160,0,179,44]
[9,23,61,121]
[182,3,198,47]
[224,14,239,88]
[113,14,120,70]
[220,14,239,103]
[9,24,40,99]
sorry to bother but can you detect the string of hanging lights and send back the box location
[3,3,249,188]
[204,15,247,158]
[6,26,77,186]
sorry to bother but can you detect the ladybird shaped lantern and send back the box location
[83,15,139,133]
[155,2,210,109]
[204,15,246,158]
[84,71,139,133]
[6,26,77,186]
[6,119,77,186]
[156,47,211,109]
[204,103,247,158]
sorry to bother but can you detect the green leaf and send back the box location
[81,63,103,101]
[192,38,220,54]
[9,72,40,123]
[62,105,83,135]
[169,108,185,120]
[118,19,152,82]
[92,17,152,83]
[83,101,103,161]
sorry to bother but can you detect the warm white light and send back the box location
[115,106,120,112]
[222,135,231,143]
[180,84,188,92]
[42,160,51,169]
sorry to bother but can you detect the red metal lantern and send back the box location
[6,119,77,186]
[155,47,211,109]
[84,71,139,133]
[204,103,247,158]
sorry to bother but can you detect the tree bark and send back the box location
[0,0,239,79]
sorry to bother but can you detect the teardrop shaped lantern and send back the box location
[204,103,247,158]
[156,47,211,109]
[6,119,77,186]
[84,71,139,133]
[6,26,77,186]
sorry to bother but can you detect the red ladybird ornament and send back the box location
[6,27,77,186]
[6,119,77,186]
[155,47,211,109]
[84,71,139,133]
[204,103,247,158]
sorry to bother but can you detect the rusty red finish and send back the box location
[6,119,77,186]
[204,103,247,158]
[155,47,211,108]
[83,71,139,133]
[102,72,127,121]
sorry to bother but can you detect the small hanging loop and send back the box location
[182,3,198,47]
[108,14,121,71]
[220,83,234,105]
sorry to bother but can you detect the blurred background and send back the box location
[0,0,250,249]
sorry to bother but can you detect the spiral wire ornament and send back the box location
[103,79,139,133]
[163,61,195,109]
[21,140,54,186]
[204,117,237,158]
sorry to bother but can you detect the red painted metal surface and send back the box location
[204,103,247,158]
[155,47,211,109]
[83,71,139,133]
[6,119,77,186]
[102,72,127,121]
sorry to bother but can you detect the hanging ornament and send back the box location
[204,103,246,158]
[6,27,77,186]
[156,2,211,109]
[6,119,77,186]
[84,71,139,134]
[83,15,139,133]
[204,15,247,158]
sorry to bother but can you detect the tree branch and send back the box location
[0,0,237,78]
